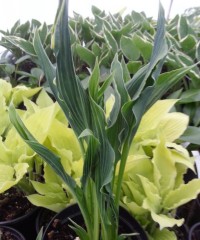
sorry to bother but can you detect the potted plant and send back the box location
[118,99,200,239]
[8,0,195,239]
[0,79,42,239]
[0,86,70,240]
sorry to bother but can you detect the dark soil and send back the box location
[0,227,18,240]
[45,218,140,240]
[46,218,76,240]
[42,205,147,240]
[0,188,34,222]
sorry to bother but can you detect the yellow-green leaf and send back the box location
[163,178,200,210]
[135,99,177,139]
[0,163,29,193]
[159,112,189,142]
[152,138,176,196]
[151,212,184,229]
[12,86,41,106]
[151,228,177,240]
[36,89,54,108]
[48,119,81,161]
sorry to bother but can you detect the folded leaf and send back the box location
[138,175,161,213]
[135,99,177,137]
[151,212,184,229]
[163,178,200,209]
[159,112,188,142]
[36,89,54,108]
[0,79,12,102]
[12,86,41,106]
[122,196,148,216]
[0,94,9,135]
[0,163,29,193]
[152,138,176,196]
[48,119,81,161]
[27,193,68,212]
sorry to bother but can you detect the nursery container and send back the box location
[41,204,148,240]
[0,226,26,240]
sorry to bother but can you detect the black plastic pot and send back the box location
[0,207,38,240]
[35,208,55,234]
[189,222,200,240]
[41,204,148,240]
[0,226,26,240]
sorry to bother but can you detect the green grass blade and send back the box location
[53,0,91,137]
[126,3,168,100]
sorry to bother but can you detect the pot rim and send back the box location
[0,225,26,240]
[41,203,148,240]
[0,206,38,226]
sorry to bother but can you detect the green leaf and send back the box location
[31,68,44,81]
[69,219,90,240]
[180,34,197,52]
[104,27,118,54]
[53,5,91,137]
[4,36,36,56]
[89,60,100,102]
[196,41,200,61]
[38,22,48,44]
[33,30,57,97]
[36,227,43,240]
[133,34,153,61]
[126,3,168,100]
[111,55,129,104]
[92,42,101,57]
[149,66,194,107]
[120,36,140,61]
[4,64,15,74]
[121,58,131,83]
[127,61,142,74]
[98,74,114,99]
[76,44,96,68]
[179,89,200,103]
[179,126,200,145]
[15,55,31,64]
[178,15,195,39]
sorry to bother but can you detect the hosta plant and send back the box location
[0,78,40,138]
[8,0,195,239]
[0,19,53,87]
[119,99,200,239]
[0,89,69,195]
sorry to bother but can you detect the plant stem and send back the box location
[115,140,130,207]
[91,181,99,240]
